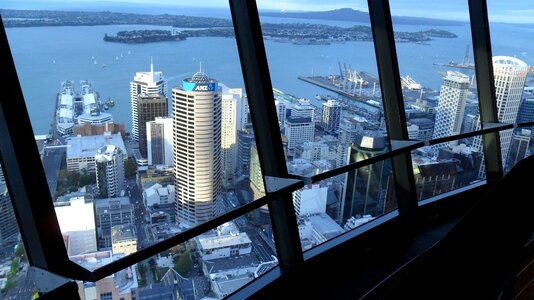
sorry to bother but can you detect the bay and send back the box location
[5,18,533,134]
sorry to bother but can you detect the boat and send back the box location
[102,63,107,68]
[115,56,119,61]
[127,50,131,55]
[94,60,97,65]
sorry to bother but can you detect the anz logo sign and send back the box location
[194,83,217,92]
[183,81,218,92]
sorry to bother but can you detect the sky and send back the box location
[0,0,533,24]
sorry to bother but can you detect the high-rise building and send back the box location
[474,56,528,174]
[274,99,286,125]
[0,184,18,258]
[237,123,255,179]
[173,71,222,227]
[508,129,531,168]
[137,93,168,157]
[221,87,245,188]
[130,62,167,141]
[517,97,534,140]
[249,144,269,225]
[95,145,125,199]
[432,71,470,149]
[517,98,534,124]
[0,162,4,183]
[284,116,314,151]
[147,117,173,167]
[321,100,342,132]
[341,131,390,224]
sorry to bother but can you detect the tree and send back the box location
[124,158,137,178]
[14,244,25,259]
[174,252,192,277]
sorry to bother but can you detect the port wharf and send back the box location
[298,73,381,102]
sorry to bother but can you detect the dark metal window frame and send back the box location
[0,0,519,297]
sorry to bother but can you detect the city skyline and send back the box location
[0,2,533,297]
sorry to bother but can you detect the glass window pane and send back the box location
[0,162,38,298]
[389,1,485,189]
[292,158,397,251]
[3,2,265,265]
[258,1,388,174]
[76,206,277,299]
[487,1,534,172]
[411,140,484,201]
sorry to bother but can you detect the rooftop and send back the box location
[66,133,126,159]
[199,232,252,250]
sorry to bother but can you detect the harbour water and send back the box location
[4,13,534,134]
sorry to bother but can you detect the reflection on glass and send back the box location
[411,141,483,201]
[290,144,397,251]
[73,206,278,299]
[0,164,37,298]
[484,1,533,172]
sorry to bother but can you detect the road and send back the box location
[2,263,35,300]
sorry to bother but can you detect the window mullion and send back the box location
[229,0,304,271]
[367,0,418,213]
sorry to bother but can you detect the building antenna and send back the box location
[199,61,202,73]
[150,56,154,76]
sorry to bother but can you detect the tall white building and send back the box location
[130,62,167,141]
[95,145,125,198]
[147,117,173,166]
[474,56,528,174]
[173,71,222,227]
[275,99,286,125]
[54,197,97,256]
[432,71,470,149]
[321,100,342,132]
[221,86,246,187]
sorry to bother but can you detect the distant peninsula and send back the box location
[103,24,457,45]
[0,9,458,45]
[0,9,232,28]
[260,8,465,26]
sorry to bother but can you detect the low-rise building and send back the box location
[66,133,127,173]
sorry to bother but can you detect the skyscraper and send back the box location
[137,93,168,157]
[95,145,125,198]
[173,71,222,227]
[147,117,173,167]
[221,86,245,188]
[341,131,390,224]
[321,99,342,132]
[474,56,528,174]
[0,184,19,259]
[432,71,470,148]
[130,62,167,141]
[237,123,255,179]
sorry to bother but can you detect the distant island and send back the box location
[103,24,457,45]
[261,8,465,26]
[0,9,458,45]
